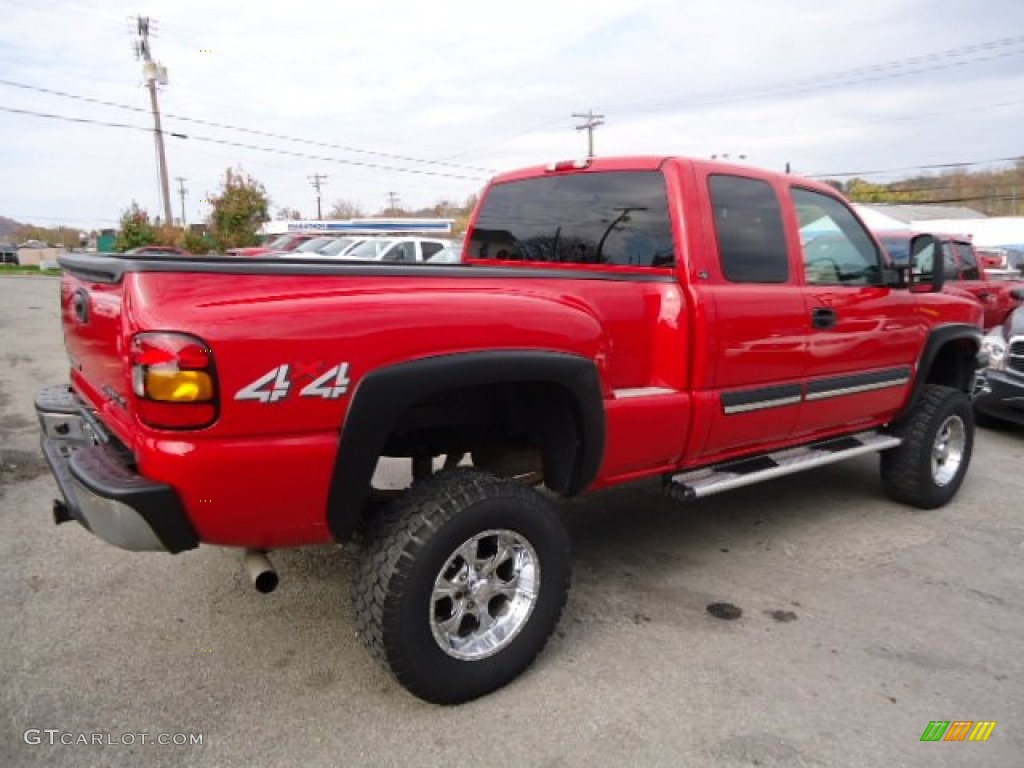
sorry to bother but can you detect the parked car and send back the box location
[974,291,1024,426]
[280,236,367,259]
[264,236,337,256]
[876,230,1023,329]
[227,233,319,257]
[342,236,451,263]
[976,247,1009,271]
[124,246,192,257]
[426,240,464,263]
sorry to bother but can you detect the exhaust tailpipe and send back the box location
[243,549,279,594]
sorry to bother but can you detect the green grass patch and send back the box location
[0,265,61,276]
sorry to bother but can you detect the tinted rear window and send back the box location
[469,171,674,267]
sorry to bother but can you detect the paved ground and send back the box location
[1,275,1022,767]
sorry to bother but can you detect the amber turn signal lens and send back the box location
[144,370,214,402]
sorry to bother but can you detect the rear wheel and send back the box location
[880,384,974,509]
[352,468,570,704]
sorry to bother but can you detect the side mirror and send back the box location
[1011,286,1024,301]
[909,234,944,293]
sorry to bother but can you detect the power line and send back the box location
[805,156,1023,179]
[0,105,490,180]
[3,34,1020,179]
[0,78,496,175]
[609,35,1024,116]
[4,101,1018,189]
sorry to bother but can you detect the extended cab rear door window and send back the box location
[708,175,789,283]
[469,171,674,268]
[792,187,882,286]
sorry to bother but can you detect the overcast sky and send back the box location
[1,0,1022,231]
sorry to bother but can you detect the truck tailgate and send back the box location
[60,262,134,440]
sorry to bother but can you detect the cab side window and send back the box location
[709,175,789,283]
[956,242,980,280]
[792,187,882,286]
[940,242,960,279]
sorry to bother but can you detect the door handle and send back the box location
[811,307,837,329]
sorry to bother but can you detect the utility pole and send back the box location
[132,16,173,228]
[572,109,605,159]
[308,174,327,220]
[175,177,187,226]
[386,191,401,216]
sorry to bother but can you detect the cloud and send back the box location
[0,0,1022,228]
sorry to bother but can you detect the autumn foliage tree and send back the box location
[207,167,270,251]
[114,201,159,251]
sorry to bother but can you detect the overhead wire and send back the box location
[0,78,498,175]
[0,105,491,181]
[606,35,1024,115]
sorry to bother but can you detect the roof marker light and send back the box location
[545,158,592,172]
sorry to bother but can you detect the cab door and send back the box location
[696,172,807,458]
[788,186,922,436]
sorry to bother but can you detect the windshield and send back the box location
[469,171,674,267]
[428,241,464,263]
[345,238,394,260]
[293,237,334,253]
[319,237,358,256]
[267,234,294,249]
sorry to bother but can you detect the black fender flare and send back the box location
[326,350,605,541]
[895,323,981,422]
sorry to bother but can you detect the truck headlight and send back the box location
[981,330,1007,371]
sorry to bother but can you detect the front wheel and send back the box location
[880,384,974,509]
[352,468,570,704]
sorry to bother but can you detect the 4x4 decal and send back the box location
[235,362,351,403]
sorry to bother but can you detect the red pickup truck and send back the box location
[38,156,984,704]
[875,230,1023,329]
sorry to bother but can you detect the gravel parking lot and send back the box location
[2,275,1022,767]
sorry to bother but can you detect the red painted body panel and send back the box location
[58,155,985,549]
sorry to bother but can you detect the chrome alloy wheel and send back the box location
[430,529,540,661]
[932,414,966,486]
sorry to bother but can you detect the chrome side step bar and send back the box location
[667,430,902,501]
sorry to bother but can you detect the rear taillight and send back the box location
[131,332,217,429]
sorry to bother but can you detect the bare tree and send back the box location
[328,199,365,219]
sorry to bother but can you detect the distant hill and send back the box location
[0,215,25,240]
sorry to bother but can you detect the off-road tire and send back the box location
[352,468,570,704]
[880,384,974,509]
